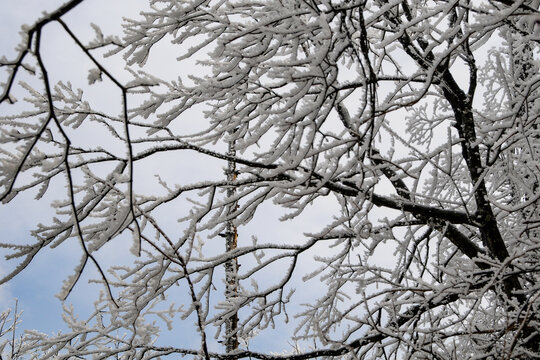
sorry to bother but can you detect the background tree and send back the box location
[0,0,539,359]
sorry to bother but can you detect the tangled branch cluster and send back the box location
[0,0,539,359]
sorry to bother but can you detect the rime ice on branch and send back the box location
[0,0,539,359]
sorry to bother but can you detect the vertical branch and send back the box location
[224,132,239,355]
[10,299,18,359]
[507,15,539,209]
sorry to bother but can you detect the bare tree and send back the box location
[0,0,539,359]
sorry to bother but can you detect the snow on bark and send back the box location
[0,0,539,359]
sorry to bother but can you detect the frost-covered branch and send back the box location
[1,0,539,359]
